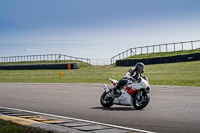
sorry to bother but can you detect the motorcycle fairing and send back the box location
[109,78,118,86]
[113,89,133,106]
[123,86,138,95]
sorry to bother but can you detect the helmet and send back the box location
[135,62,145,73]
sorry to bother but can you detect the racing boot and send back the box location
[111,87,118,98]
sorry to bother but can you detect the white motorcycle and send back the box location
[100,77,151,110]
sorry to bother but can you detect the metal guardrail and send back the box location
[0,54,90,64]
[111,40,200,64]
[1,40,199,65]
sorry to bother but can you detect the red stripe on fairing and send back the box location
[124,87,138,95]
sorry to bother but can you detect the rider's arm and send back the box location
[125,68,140,81]
[125,72,132,80]
[125,68,136,80]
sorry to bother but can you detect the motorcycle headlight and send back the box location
[146,82,149,87]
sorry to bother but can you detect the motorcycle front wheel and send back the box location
[100,91,114,108]
[133,92,150,110]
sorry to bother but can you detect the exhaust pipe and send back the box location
[102,84,115,99]
[102,84,109,93]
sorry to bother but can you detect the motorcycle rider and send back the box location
[112,62,145,97]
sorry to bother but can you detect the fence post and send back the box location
[174,43,176,52]
[153,45,154,53]
[166,44,168,52]
[191,41,193,50]
[181,42,183,50]
[135,48,137,55]
[159,45,161,52]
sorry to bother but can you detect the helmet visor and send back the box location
[140,67,144,73]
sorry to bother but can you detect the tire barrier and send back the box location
[116,53,200,66]
[0,63,79,70]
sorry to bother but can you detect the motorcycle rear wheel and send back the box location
[100,91,114,108]
[133,92,150,110]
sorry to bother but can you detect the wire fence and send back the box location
[90,58,111,65]
[0,54,90,64]
[111,40,200,64]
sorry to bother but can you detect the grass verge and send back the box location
[0,61,200,87]
[0,119,50,133]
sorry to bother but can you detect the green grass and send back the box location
[0,119,50,133]
[0,61,200,86]
[125,48,200,60]
[145,61,200,86]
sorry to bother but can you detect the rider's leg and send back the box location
[112,78,128,95]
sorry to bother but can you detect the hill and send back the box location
[124,48,200,60]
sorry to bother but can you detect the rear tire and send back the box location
[133,92,150,110]
[100,92,114,108]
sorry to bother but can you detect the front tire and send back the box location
[100,92,114,108]
[133,92,150,110]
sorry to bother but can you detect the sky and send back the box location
[0,0,200,59]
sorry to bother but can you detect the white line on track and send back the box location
[0,106,155,133]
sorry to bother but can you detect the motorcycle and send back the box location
[100,77,151,110]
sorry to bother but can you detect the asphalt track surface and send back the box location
[0,83,200,133]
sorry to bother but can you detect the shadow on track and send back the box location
[91,106,137,111]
